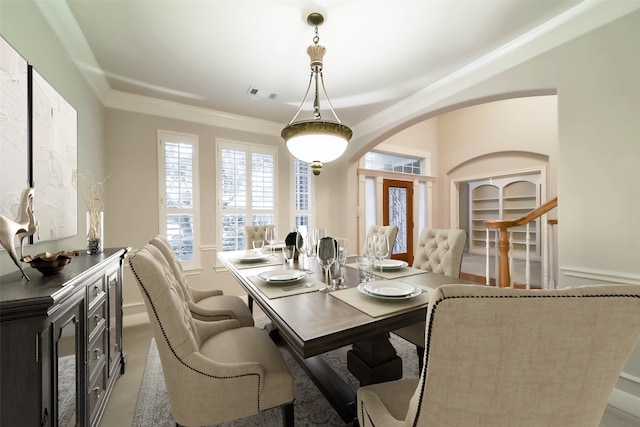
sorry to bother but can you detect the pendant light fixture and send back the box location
[281,13,352,176]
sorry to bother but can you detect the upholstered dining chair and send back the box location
[150,235,254,327]
[361,225,399,258]
[129,244,295,427]
[244,224,274,249]
[358,283,640,427]
[394,228,467,364]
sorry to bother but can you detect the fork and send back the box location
[282,282,314,292]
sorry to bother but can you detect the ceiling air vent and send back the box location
[247,86,277,100]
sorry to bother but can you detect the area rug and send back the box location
[132,317,419,427]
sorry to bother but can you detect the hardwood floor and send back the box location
[99,318,639,427]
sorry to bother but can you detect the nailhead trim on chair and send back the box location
[129,257,265,411]
[408,292,640,427]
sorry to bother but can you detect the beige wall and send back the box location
[342,11,640,410]
[365,96,558,229]
[0,0,105,274]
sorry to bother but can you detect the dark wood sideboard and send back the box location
[0,247,129,427]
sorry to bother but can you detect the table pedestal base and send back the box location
[347,334,403,386]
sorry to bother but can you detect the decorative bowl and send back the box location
[21,250,80,275]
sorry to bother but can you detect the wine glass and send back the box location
[296,230,308,271]
[307,229,319,260]
[366,234,377,269]
[265,226,277,251]
[374,235,389,272]
[305,230,317,273]
[335,239,348,289]
[317,237,336,292]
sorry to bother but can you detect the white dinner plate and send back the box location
[258,269,306,284]
[357,283,422,300]
[375,259,409,270]
[238,253,269,263]
[362,280,415,297]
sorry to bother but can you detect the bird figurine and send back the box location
[0,186,39,280]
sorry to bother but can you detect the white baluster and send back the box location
[525,222,531,290]
[549,222,556,289]
[485,228,490,286]
[494,230,499,286]
[509,230,514,288]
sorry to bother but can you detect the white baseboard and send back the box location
[609,388,640,420]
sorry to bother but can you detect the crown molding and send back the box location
[35,0,283,136]
[37,0,640,141]
[34,0,111,101]
[351,0,640,148]
[104,90,283,136]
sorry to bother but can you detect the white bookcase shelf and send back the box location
[469,175,541,259]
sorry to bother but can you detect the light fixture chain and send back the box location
[313,26,320,44]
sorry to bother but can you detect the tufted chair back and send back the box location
[129,244,202,354]
[361,225,399,257]
[150,234,195,302]
[244,225,274,249]
[361,284,640,427]
[412,228,467,277]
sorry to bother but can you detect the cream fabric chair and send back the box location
[150,235,254,327]
[129,244,294,427]
[394,228,467,360]
[244,224,274,249]
[411,228,466,275]
[358,284,640,427]
[361,225,399,258]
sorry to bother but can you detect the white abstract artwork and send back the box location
[31,68,77,241]
[0,36,29,226]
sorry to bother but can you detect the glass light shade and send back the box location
[282,120,352,163]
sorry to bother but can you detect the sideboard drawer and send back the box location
[88,301,106,342]
[88,330,106,380]
[88,366,106,423]
[87,276,105,308]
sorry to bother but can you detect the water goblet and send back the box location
[317,237,336,292]
[282,245,295,267]
[252,240,264,252]
[356,256,371,283]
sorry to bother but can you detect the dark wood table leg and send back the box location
[347,334,403,386]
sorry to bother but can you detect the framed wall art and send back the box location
[0,35,30,223]
[31,67,78,241]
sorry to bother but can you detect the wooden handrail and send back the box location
[484,197,558,287]
[484,197,557,229]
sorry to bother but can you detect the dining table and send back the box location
[217,249,476,424]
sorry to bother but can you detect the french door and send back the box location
[383,179,413,263]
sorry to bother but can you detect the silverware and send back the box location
[282,282,314,292]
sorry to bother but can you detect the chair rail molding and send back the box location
[560,266,640,285]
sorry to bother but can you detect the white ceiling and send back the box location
[56,0,589,129]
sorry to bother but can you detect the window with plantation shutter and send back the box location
[158,131,200,269]
[217,140,276,252]
[293,158,313,229]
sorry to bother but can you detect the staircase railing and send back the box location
[484,197,558,288]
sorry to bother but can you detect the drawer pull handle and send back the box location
[94,314,102,326]
[93,387,101,400]
[93,348,101,360]
[93,285,100,297]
